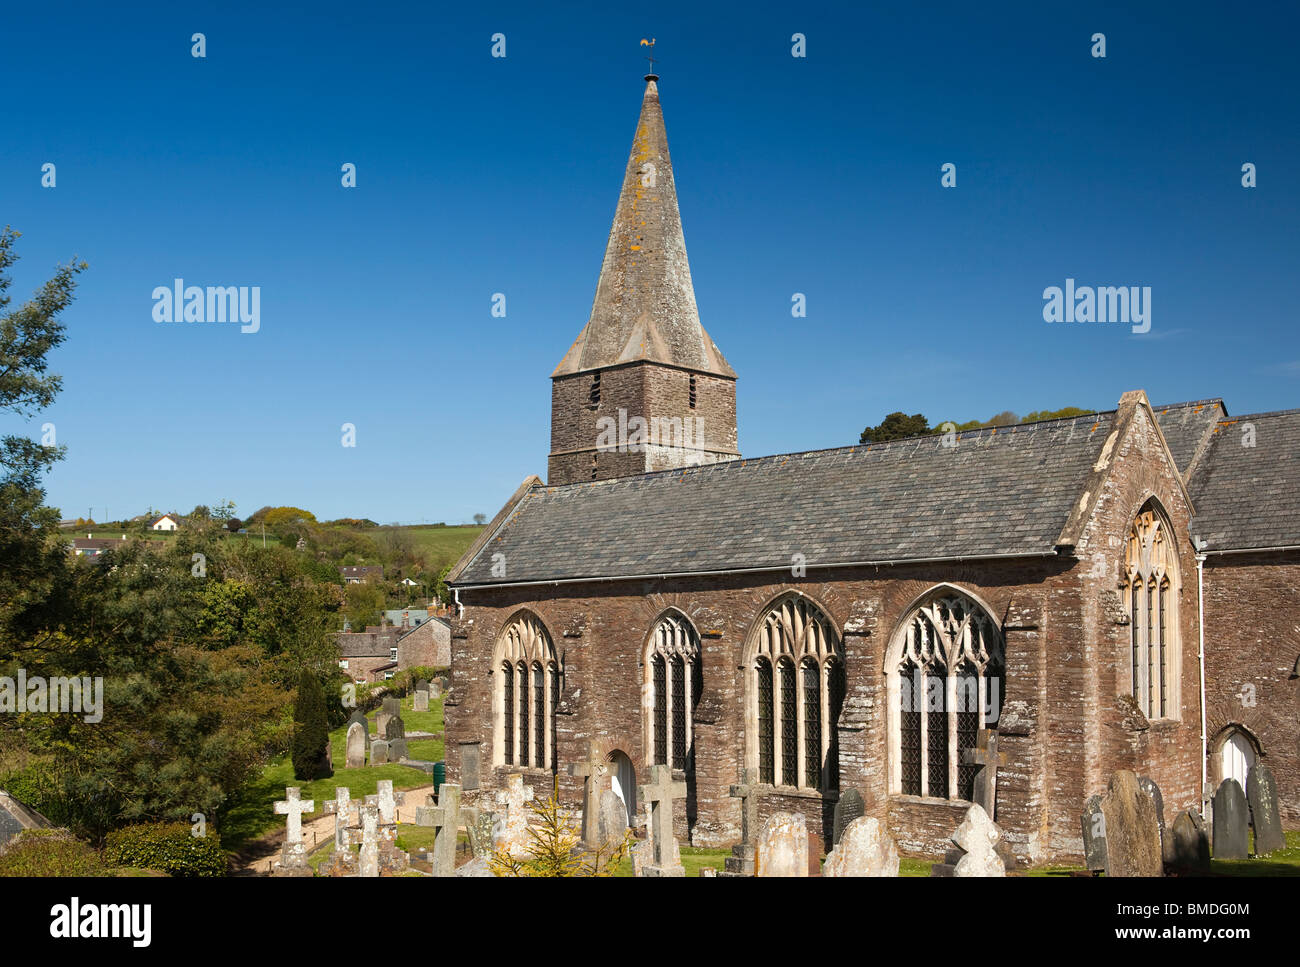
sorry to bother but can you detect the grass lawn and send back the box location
[612,846,731,877]
[222,693,444,853]
[392,524,483,569]
[1210,829,1300,876]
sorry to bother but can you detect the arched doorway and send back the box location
[607,750,637,827]
[1219,729,1256,791]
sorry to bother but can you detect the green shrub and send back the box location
[0,829,106,877]
[292,670,331,780]
[103,821,227,877]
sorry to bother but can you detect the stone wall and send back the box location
[1203,551,1300,824]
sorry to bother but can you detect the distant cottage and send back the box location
[339,565,384,584]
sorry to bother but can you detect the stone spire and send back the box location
[553,75,734,379]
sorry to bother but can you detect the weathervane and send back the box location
[640,37,657,76]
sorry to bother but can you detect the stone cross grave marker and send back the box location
[495,774,536,855]
[1246,763,1286,856]
[1213,778,1249,860]
[568,741,609,846]
[951,803,1006,877]
[345,722,366,769]
[723,768,771,875]
[358,801,379,877]
[637,764,686,876]
[273,786,315,871]
[323,786,357,852]
[414,783,462,876]
[961,729,1009,819]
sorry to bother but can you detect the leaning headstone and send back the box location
[345,722,366,769]
[755,811,808,877]
[1100,770,1163,877]
[346,710,371,752]
[1246,763,1286,856]
[823,816,899,877]
[413,690,429,712]
[1080,794,1108,873]
[370,739,389,765]
[596,789,628,848]
[385,715,405,741]
[951,803,1006,877]
[832,788,866,847]
[1212,778,1249,860]
[272,787,316,875]
[1165,810,1211,873]
[1138,775,1166,841]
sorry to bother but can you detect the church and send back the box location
[443,73,1299,865]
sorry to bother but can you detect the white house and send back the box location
[150,514,179,532]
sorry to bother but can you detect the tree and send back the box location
[291,670,331,781]
[488,777,632,877]
[212,499,236,523]
[226,517,243,532]
[1023,406,1094,423]
[860,412,930,444]
[473,513,487,525]
[0,227,84,642]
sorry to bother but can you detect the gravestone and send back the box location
[951,803,1006,877]
[460,742,481,791]
[358,801,380,877]
[1212,778,1248,860]
[961,729,1009,819]
[636,764,686,876]
[323,786,357,853]
[1246,763,1286,855]
[463,807,501,858]
[388,738,408,762]
[1166,810,1211,873]
[415,679,429,694]
[833,788,866,847]
[755,811,808,877]
[345,722,366,769]
[430,681,443,699]
[347,710,371,753]
[376,779,404,837]
[1139,775,1166,841]
[495,774,536,856]
[823,816,899,877]
[1080,794,1108,873]
[1100,770,1163,877]
[455,856,495,877]
[273,787,315,875]
[413,689,430,712]
[414,783,461,876]
[597,789,628,849]
[568,741,609,846]
[371,739,389,765]
[385,715,406,742]
[722,769,771,875]
[376,696,401,737]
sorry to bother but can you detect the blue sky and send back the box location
[4,1,1298,524]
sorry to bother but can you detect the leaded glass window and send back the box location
[671,655,687,770]
[757,658,774,784]
[645,613,700,773]
[1124,504,1179,720]
[890,590,1004,800]
[494,613,560,770]
[653,655,667,765]
[749,595,843,792]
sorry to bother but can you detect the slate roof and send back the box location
[454,411,1121,585]
[1152,399,1226,476]
[552,77,734,379]
[1188,408,1300,551]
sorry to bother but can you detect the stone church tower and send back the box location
[548,75,740,485]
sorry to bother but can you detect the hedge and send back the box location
[104,821,227,877]
[0,829,106,877]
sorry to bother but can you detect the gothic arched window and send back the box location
[644,612,700,772]
[494,613,560,770]
[746,595,844,792]
[887,590,1004,801]
[1124,503,1180,720]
